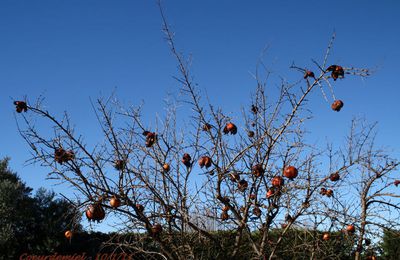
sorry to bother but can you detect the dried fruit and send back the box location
[272,176,284,187]
[221,211,229,221]
[331,100,344,112]
[327,65,344,81]
[283,166,298,180]
[266,189,275,199]
[223,122,237,135]
[198,156,212,169]
[326,189,333,197]
[114,159,126,171]
[182,153,192,167]
[304,70,315,79]
[252,164,265,177]
[238,180,248,192]
[248,131,255,138]
[329,172,340,182]
[394,180,400,187]
[14,101,28,113]
[144,132,157,147]
[222,205,229,212]
[251,105,258,114]
[202,123,212,131]
[54,148,75,164]
[253,207,261,218]
[320,188,327,195]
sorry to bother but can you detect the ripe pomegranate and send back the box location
[252,164,265,177]
[14,101,28,113]
[329,172,340,182]
[198,156,212,169]
[182,153,192,167]
[272,176,284,187]
[331,100,344,112]
[322,232,330,241]
[151,223,162,235]
[162,163,170,172]
[110,196,121,208]
[326,189,333,197]
[394,180,400,187]
[223,122,237,135]
[64,230,73,240]
[283,166,298,180]
[86,204,105,222]
[346,224,355,234]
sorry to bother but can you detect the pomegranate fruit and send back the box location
[283,166,298,180]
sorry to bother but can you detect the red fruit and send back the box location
[145,132,157,147]
[331,100,344,112]
[322,232,330,241]
[320,188,327,195]
[221,211,229,221]
[283,166,298,180]
[110,196,121,208]
[330,172,340,182]
[394,180,400,187]
[223,122,237,135]
[272,176,284,187]
[346,225,355,233]
[304,70,315,79]
[14,101,28,113]
[326,189,333,197]
[54,148,74,164]
[162,163,170,172]
[64,230,73,240]
[182,153,192,167]
[252,164,265,177]
[86,204,106,222]
[222,205,229,212]
[266,189,275,199]
[198,156,212,169]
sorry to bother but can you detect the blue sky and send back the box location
[1,1,400,231]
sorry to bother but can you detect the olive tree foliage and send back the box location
[14,5,399,260]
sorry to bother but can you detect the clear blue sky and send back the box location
[1,1,400,230]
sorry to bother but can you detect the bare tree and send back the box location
[13,3,398,260]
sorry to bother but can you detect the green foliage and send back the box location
[0,158,81,259]
[380,229,400,260]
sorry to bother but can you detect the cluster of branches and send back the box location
[14,5,399,260]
